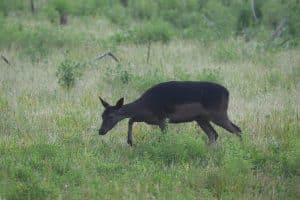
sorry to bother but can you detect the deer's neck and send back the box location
[119,100,142,118]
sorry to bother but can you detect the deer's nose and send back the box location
[99,128,106,135]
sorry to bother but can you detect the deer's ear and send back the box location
[99,96,110,108]
[115,98,124,109]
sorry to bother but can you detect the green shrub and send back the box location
[103,63,133,90]
[105,4,128,25]
[56,58,81,90]
[156,0,199,27]
[70,0,106,16]
[203,1,237,38]
[0,0,10,16]
[133,18,174,44]
[1,0,299,47]
[44,4,60,23]
[50,0,72,16]
[129,0,157,20]
[0,20,81,60]
[0,0,25,16]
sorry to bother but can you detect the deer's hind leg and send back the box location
[127,118,135,146]
[196,119,218,144]
[211,114,242,139]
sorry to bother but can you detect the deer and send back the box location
[98,81,241,146]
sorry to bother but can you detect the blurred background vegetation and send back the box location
[0,1,299,199]
[0,0,299,52]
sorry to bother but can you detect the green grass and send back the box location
[1,13,300,200]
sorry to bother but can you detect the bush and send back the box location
[56,58,81,90]
[133,18,174,44]
[1,0,299,48]
[50,0,72,15]
[105,4,128,25]
[129,0,157,20]
[156,0,200,28]
[0,0,25,16]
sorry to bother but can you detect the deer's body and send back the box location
[99,81,241,145]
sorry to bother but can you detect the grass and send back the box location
[0,14,300,200]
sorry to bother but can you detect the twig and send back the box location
[147,41,151,63]
[266,18,288,48]
[251,0,259,22]
[94,51,119,62]
[271,18,287,41]
[1,55,11,65]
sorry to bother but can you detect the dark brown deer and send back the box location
[99,81,241,146]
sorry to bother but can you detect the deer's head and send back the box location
[98,97,125,135]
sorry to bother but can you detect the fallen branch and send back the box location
[93,51,119,62]
[73,50,119,69]
[1,55,11,65]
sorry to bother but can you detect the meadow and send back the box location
[0,1,300,199]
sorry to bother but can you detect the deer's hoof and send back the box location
[127,140,132,146]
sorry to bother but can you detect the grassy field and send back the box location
[0,13,300,199]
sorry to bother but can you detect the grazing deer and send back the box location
[99,81,241,146]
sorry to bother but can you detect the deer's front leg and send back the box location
[127,118,134,146]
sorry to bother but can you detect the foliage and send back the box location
[0,0,25,16]
[133,19,174,44]
[0,19,81,61]
[50,0,72,15]
[1,0,299,46]
[56,58,81,90]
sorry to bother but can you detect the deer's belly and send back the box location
[167,103,209,123]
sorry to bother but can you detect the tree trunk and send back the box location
[120,0,128,7]
[30,0,35,13]
[60,13,68,25]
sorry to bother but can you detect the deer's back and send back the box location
[139,81,229,114]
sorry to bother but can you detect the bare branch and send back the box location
[94,51,119,62]
[271,18,287,41]
[1,55,11,65]
[251,0,259,22]
[266,18,289,48]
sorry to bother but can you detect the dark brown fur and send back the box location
[99,81,241,146]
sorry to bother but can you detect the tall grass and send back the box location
[0,4,299,200]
